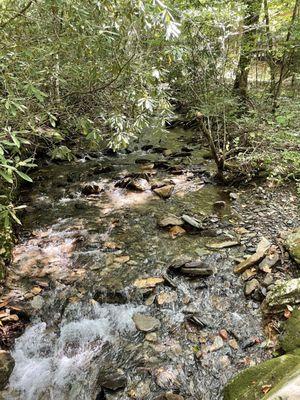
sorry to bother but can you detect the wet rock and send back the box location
[153,185,175,199]
[229,192,238,200]
[181,214,202,229]
[186,314,208,329]
[81,183,101,195]
[115,177,150,191]
[234,237,271,274]
[169,226,186,239]
[154,367,179,389]
[210,336,224,352]
[133,277,164,289]
[97,368,127,391]
[133,314,161,332]
[206,240,240,250]
[156,292,177,305]
[262,274,274,287]
[168,257,192,270]
[180,259,214,277]
[228,339,239,350]
[155,394,184,400]
[285,228,300,264]
[145,332,158,342]
[262,278,300,314]
[213,201,226,208]
[258,250,280,273]
[219,329,229,341]
[0,351,15,389]
[158,216,183,228]
[244,279,260,296]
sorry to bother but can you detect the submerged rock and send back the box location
[133,313,161,332]
[155,393,184,400]
[286,228,300,264]
[97,368,127,391]
[81,183,101,195]
[0,351,15,390]
[262,278,300,314]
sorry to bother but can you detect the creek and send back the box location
[2,129,269,400]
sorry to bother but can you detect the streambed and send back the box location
[1,129,276,400]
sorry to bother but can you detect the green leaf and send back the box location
[16,170,33,182]
[0,170,13,183]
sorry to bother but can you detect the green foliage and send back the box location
[0,0,299,231]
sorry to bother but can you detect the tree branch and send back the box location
[63,53,136,99]
[1,1,33,29]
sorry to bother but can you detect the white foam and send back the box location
[7,303,143,400]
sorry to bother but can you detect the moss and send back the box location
[223,354,300,400]
[286,229,300,265]
[280,309,300,353]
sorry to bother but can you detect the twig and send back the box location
[1,1,33,29]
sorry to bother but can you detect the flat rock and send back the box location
[206,240,239,250]
[133,313,161,332]
[234,237,271,274]
[158,216,183,228]
[133,277,164,289]
[157,292,177,305]
[181,214,202,229]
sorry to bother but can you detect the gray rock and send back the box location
[181,214,202,229]
[97,368,127,391]
[133,313,161,332]
[244,279,260,296]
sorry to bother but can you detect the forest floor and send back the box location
[0,127,299,400]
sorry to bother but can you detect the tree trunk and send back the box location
[263,0,276,96]
[233,0,262,102]
[272,0,300,112]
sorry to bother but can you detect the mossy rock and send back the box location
[262,278,300,314]
[223,353,300,400]
[280,309,300,353]
[286,228,300,265]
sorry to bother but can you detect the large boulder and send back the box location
[223,353,300,400]
[286,228,300,265]
[280,309,300,353]
[0,351,15,390]
[262,278,300,314]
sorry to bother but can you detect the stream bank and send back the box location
[0,128,299,400]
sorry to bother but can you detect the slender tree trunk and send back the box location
[263,0,276,96]
[272,0,300,112]
[233,0,262,102]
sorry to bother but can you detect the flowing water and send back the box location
[2,129,269,400]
